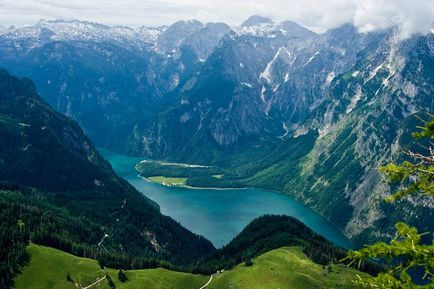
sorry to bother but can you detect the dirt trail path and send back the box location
[75,274,107,289]
[198,274,214,289]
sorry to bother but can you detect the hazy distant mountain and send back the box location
[241,15,273,27]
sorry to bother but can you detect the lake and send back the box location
[100,148,352,249]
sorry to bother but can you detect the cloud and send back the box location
[353,0,434,39]
[0,0,433,39]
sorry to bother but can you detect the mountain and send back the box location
[1,19,162,47]
[155,20,204,53]
[0,19,229,151]
[280,31,434,242]
[195,215,348,274]
[241,15,273,27]
[0,17,433,246]
[193,215,380,277]
[0,69,215,288]
[0,68,133,191]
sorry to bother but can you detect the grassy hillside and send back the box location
[13,244,208,289]
[14,244,366,289]
[208,247,365,289]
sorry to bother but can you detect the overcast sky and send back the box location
[1,0,433,39]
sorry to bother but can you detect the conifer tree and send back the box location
[344,116,434,288]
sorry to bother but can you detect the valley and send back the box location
[0,5,433,288]
[0,16,432,246]
[100,148,352,248]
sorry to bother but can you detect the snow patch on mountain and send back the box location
[326,71,335,84]
[278,122,290,139]
[260,46,288,83]
[234,22,279,38]
[260,86,266,103]
[305,51,319,65]
[365,62,384,83]
[346,86,363,114]
[2,19,163,45]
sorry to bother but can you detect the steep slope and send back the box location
[133,19,319,161]
[0,69,215,286]
[290,31,434,241]
[222,31,434,242]
[0,68,134,191]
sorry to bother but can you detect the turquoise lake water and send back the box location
[100,148,352,249]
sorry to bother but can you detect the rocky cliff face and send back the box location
[297,31,434,241]
[0,18,432,243]
[241,28,434,242]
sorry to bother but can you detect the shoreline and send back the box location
[137,175,353,248]
[135,162,248,191]
[131,159,352,248]
[138,175,250,191]
[139,159,212,168]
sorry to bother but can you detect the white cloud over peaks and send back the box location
[352,0,434,39]
[0,0,433,39]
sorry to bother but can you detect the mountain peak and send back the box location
[241,15,273,27]
[35,18,109,29]
[169,19,203,29]
[279,21,316,38]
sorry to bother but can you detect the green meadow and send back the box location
[14,244,365,289]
